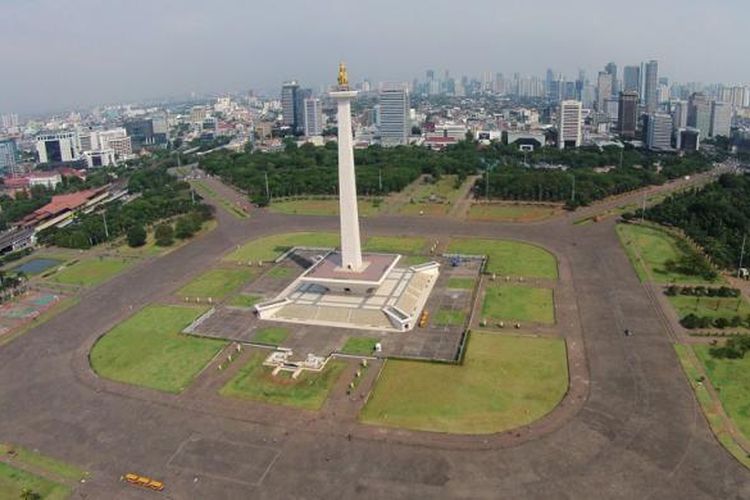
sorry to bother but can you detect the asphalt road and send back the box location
[0,189,749,499]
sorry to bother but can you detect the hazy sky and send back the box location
[1,0,748,115]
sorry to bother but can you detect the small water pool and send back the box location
[11,258,63,275]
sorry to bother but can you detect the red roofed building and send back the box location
[22,187,109,231]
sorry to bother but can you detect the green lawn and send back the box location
[468,204,559,222]
[434,309,467,326]
[616,223,721,284]
[447,277,475,289]
[401,255,431,266]
[266,266,294,279]
[360,333,568,434]
[363,236,428,255]
[0,444,87,482]
[193,181,249,219]
[220,353,347,410]
[482,285,555,324]
[448,238,558,279]
[340,336,379,355]
[228,294,262,308]
[397,176,462,216]
[694,345,750,442]
[0,462,70,500]
[48,257,131,287]
[252,327,289,345]
[269,198,382,217]
[90,305,226,393]
[177,268,255,299]
[224,232,340,263]
[668,294,750,321]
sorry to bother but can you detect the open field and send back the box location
[616,223,721,285]
[90,305,225,393]
[177,268,255,299]
[220,352,347,410]
[269,198,382,217]
[434,309,467,326]
[694,344,750,442]
[363,236,428,255]
[397,176,462,216]
[228,294,262,308]
[340,336,378,356]
[0,462,70,500]
[482,285,555,324]
[0,443,87,482]
[48,257,131,287]
[468,203,560,222]
[224,232,339,263]
[193,180,249,219]
[360,333,568,434]
[448,238,558,279]
[668,295,750,322]
[252,327,289,345]
[447,277,475,289]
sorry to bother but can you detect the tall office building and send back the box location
[623,65,641,93]
[303,97,323,137]
[1,113,19,131]
[281,81,300,129]
[617,91,639,139]
[0,137,18,175]
[596,71,613,112]
[671,100,689,131]
[643,60,659,113]
[688,92,712,139]
[646,113,673,150]
[605,62,618,95]
[558,100,582,149]
[379,83,410,146]
[719,86,747,108]
[35,131,79,164]
[710,101,732,138]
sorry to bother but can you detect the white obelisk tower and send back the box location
[330,62,364,271]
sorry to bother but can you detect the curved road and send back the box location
[0,203,749,499]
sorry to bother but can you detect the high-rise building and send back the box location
[671,100,689,131]
[35,131,79,164]
[281,81,300,129]
[1,113,19,131]
[596,71,613,112]
[0,137,18,175]
[379,83,409,146]
[719,86,747,109]
[643,60,659,113]
[303,97,323,137]
[688,92,712,139]
[710,101,732,138]
[124,119,160,150]
[646,113,673,150]
[679,127,701,151]
[623,65,641,93]
[558,100,582,149]
[605,62,618,95]
[617,91,639,139]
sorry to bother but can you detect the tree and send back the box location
[126,224,147,247]
[174,216,196,239]
[20,488,40,500]
[154,223,174,247]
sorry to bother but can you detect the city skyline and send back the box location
[1,0,750,114]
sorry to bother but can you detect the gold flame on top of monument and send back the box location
[338,61,349,89]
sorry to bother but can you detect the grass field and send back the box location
[224,232,340,263]
[228,294,262,308]
[482,285,555,324]
[340,336,379,355]
[468,204,560,222]
[398,176,461,216]
[0,444,87,482]
[0,462,70,500]
[363,236,428,255]
[694,344,750,442]
[48,257,131,287]
[220,353,347,410]
[616,224,721,284]
[90,305,226,393]
[401,255,431,266]
[668,295,750,321]
[360,333,568,434]
[448,238,558,279]
[252,327,289,345]
[434,309,467,326]
[193,180,249,219]
[447,277,475,289]
[178,268,255,299]
[269,198,382,217]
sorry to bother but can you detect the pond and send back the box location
[11,258,63,275]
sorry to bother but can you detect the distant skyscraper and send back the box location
[379,83,409,146]
[623,66,641,93]
[281,81,300,129]
[605,62,618,95]
[0,137,18,175]
[558,100,582,149]
[688,93,712,139]
[671,100,689,131]
[618,91,639,139]
[1,113,19,131]
[646,113,673,150]
[710,101,732,138]
[596,71,613,112]
[643,60,659,113]
[303,97,323,136]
